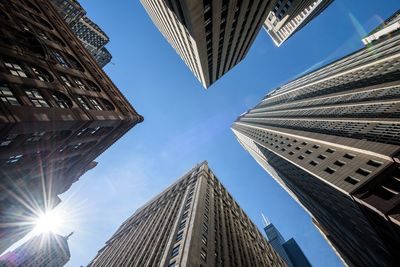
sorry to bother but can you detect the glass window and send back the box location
[73,78,87,90]
[4,62,28,77]
[76,96,91,110]
[200,248,207,261]
[24,89,50,107]
[52,50,70,67]
[32,67,52,82]
[0,134,17,147]
[25,132,45,143]
[89,98,103,110]
[0,85,20,106]
[52,93,70,108]
[60,75,72,87]
[171,244,180,257]
[5,154,22,164]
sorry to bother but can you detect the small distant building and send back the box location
[263,214,311,267]
[93,47,112,68]
[0,233,72,267]
[50,0,86,27]
[362,9,400,45]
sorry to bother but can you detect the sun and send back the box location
[34,210,63,233]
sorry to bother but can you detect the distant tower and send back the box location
[232,9,400,267]
[263,0,333,46]
[0,233,71,267]
[262,214,311,267]
[89,162,286,267]
[140,0,271,88]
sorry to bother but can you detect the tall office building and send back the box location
[140,0,270,88]
[232,10,400,267]
[89,162,286,267]
[51,0,113,67]
[0,233,72,266]
[263,215,311,267]
[264,0,333,46]
[0,0,142,254]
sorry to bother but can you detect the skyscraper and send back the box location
[89,162,286,267]
[140,0,270,88]
[0,0,142,254]
[51,0,113,67]
[262,215,311,267]
[263,0,333,46]
[232,10,400,267]
[0,233,72,266]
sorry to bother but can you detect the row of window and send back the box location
[0,84,114,111]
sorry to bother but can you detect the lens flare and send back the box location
[34,210,63,233]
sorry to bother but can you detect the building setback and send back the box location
[0,233,72,266]
[263,0,333,46]
[89,162,286,267]
[232,10,400,267]
[51,0,113,67]
[140,0,270,88]
[263,215,311,267]
[0,0,142,254]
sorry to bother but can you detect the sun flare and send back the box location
[34,210,63,234]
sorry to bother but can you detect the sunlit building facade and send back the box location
[264,0,333,46]
[0,233,71,266]
[140,0,270,88]
[89,162,286,267]
[232,11,400,267]
[0,0,143,254]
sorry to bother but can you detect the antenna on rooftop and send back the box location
[262,213,270,227]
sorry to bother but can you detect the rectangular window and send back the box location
[367,160,382,168]
[203,222,208,233]
[356,168,370,176]
[176,231,183,242]
[4,62,27,77]
[178,221,186,230]
[334,161,345,167]
[25,89,49,107]
[318,154,326,160]
[305,150,312,154]
[0,85,20,106]
[74,78,87,90]
[345,176,359,185]
[344,153,354,160]
[171,245,180,257]
[60,75,72,87]
[200,248,207,261]
[5,154,22,164]
[298,155,304,160]
[312,145,320,149]
[326,148,335,153]
[201,233,207,246]
[309,160,318,166]
[76,96,91,110]
[89,98,103,110]
[324,167,335,174]
[52,51,69,67]
[168,262,176,267]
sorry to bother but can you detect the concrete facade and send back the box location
[232,11,400,267]
[263,0,333,46]
[89,162,287,267]
[140,0,270,88]
[0,0,142,254]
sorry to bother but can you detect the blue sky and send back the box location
[19,1,400,266]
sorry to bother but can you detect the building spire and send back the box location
[262,213,270,227]
[65,232,74,240]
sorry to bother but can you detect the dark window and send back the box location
[171,245,180,257]
[52,50,69,67]
[324,167,335,174]
[32,66,53,82]
[73,78,86,90]
[309,160,318,166]
[76,96,91,110]
[298,155,304,160]
[25,89,49,107]
[60,75,72,87]
[318,154,326,160]
[345,176,359,185]
[0,85,20,106]
[5,154,22,164]
[312,145,320,149]
[326,148,335,153]
[4,61,28,77]
[344,153,354,160]
[200,248,207,261]
[176,231,183,242]
[89,98,103,110]
[305,150,312,154]
[334,161,345,167]
[356,168,370,176]
[52,92,72,109]
[367,160,382,168]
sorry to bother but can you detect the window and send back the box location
[345,176,359,185]
[367,160,382,168]
[52,92,71,108]
[176,231,183,242]
[25,132,45,143]
[32,67,52,82]
[334,161,345,167]
[326,148,335,153]
[0,134,17,147]
[89,98,103,110]
[289,151,294,155]
[171,245,180,257]
[312,145,320,149]
[318,154,326,160]
[4,62,28,77]
[203,222,208,233]
[73,78,86,90]
[52,50,69,67]
[5,154,22,164]
[201,233,207,246]
[295,147,300,150]
[309,160,318,166]
[168,262,176,267]
[178,220,186,230]
[76,96,91,110]
[24,89,49,107]
[356,168,370,176]
[200,248,207,261]
[324,167,335,174]
[0,85,20,106]
[344,153,354,160]
[298,155,304,160]
[305,150,312,154]
[60,75,72,87]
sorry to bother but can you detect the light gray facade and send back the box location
[89,162,286,267]
[263,0,333,46]
[140,0,270,88]
[233,11,400,267]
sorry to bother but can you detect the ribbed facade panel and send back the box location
[89,162,287,267]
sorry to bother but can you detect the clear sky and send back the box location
[12,1,400,266]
